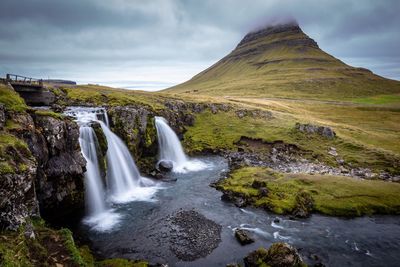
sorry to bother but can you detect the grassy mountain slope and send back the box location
[165,23,400,100]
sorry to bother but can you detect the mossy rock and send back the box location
[244,242,306,267]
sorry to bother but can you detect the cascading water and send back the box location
[155,116,209,173]
[65,107,159,231]
[79,126,107,216]
[99,121,158,203]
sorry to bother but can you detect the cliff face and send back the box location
[27,114,86,223]
[0,85,86,230]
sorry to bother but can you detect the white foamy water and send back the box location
[99,121,160,203]
[79,126,108,216]
[66,107,159,231]
[155,116,209,173]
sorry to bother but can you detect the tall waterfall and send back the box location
[79,126,107,216]
[155,116,208,173]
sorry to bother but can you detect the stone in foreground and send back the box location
[244,242,306,267]
[235,229,255,245]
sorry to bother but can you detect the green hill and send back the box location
[165,22,400,100]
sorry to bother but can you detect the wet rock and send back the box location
[235,229,255,245]
[295,122,336,139]
[273,218,280,223]
[156,160,174,172]
[292,190,314,218]
[244,242,305,267]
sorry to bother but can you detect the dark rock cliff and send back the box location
[0,108,86,229]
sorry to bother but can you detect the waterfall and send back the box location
[155,116,208,173]
[79,126,107,216]
[65,107,159,231]
[99,121,158,203]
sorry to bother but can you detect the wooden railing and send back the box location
[6,74,43,86]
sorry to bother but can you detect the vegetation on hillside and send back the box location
[184,109,400,174]
[0,84,27,112]
[165,24,400,100]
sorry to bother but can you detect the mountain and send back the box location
[165,22,400,100]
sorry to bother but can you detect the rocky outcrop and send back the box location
[108,106,156,157]
[0,139,38,230]
[235,109,273,119]
[295,122,336,139]
[29,114,86,223]
[244,242,305,267]
[1,107,86,227]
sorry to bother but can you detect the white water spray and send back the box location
[154,116,209,173]
[79,126,107,216]
[65,107,159,231]
[99,121,158,203]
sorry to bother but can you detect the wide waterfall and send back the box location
[65,107,159,231]
[155,116,209,173]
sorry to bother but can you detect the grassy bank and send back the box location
[217,167,400,216]
[184,109,400,174]
[0,222,148,267]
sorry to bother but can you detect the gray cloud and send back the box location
[0,0,399,89]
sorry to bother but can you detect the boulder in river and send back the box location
[244,242,305,267]
[156,160,174,172]
[235,229,255,245]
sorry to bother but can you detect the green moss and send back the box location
[0,162,14,175]
[144,117,156,148]
[92,123,108,156]
[59,228,85,266]
[0,228,33,267]
[79,246,95,267]
[218,167,400,217]
[96,258,148,267]
[0,84,27,112]
[34,110,64,119]
[0,133,32,175]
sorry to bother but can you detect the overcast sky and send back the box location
[0,0,399,90]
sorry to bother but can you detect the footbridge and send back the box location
[2,74,55,106]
